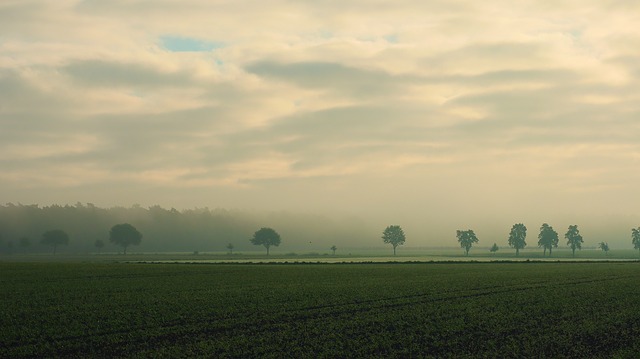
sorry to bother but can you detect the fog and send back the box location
[2,1,639,249]
[0,203,636,256]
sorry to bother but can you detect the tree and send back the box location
[330,245,337,255]
[508,223,527,256]
[41,229,69,255]
[490,243,499,255]
[382,225,406,256]
[109,223,142,255]
[6,240,14,255]
[250,227,281,255]
[538,223,558,256]
[94,239,105,253]
[598,242,609,256]
[456,229,479,256]
[19,237,31,254]
[632,227,640,255]
[226,243,234,254]
[565,225,583,257]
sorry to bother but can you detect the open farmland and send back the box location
[2,261,640,357]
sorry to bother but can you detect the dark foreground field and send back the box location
[1,261,639,358]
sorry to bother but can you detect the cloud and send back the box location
[62,60,194,88]
[1,0,640,243]
[247,61,416,98]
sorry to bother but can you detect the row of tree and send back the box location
[3,203,640,256]
[30,224,143,255]
[381,223,640,257]
[0,203,373,254]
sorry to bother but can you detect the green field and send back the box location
[2,261,640,357]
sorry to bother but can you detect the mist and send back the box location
[1,202,636,255]
[2,1,640,252]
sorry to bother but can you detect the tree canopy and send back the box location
[250,227,281,255]
[94,239,105,253]
[382,225,406,255]
[41,229,69,254]
[456,229,479,256]
[19,237,31,254]
[565,225,583,257]
[0,203,373,253]
[490,243,499,254]
[632,227,640,254]
[537,223,559,256]
[109,223,142,254]
[598,242,609,255]
[508,223,527,256]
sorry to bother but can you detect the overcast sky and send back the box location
[2,1,639,245]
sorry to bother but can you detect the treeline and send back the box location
[0,203,374,254]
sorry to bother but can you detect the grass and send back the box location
[1,261,640,357]
[3,247,639,263]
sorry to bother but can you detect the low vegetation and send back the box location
[2,261,639,357]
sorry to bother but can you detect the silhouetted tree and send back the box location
[41,229,69,255]
[508,223,527,256]
[456,229,479,256]
[490,243,499,255]
[632,227,640,255]
[19,237,31,254]
[250,227,281,255]
[598,242,609,256]
[538,223,558,256]
[94,239,105,253]
[6,240,14,255]
[109,223,142,255]
[226,243,234,254]
[382,225,406,256]
[0,203,376,254]
[330,245,337,255]
[565,225,583,257]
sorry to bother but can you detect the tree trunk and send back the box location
[266,246,270,256]
[549,247,552,256]
[393,246,396,256]
[543,247,547,256]
[516,248,519,256]
[572,248,575,257]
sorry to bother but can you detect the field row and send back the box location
[1,262,639,357]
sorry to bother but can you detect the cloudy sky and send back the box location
[2,0,639,245]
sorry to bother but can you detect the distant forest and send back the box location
[0,203,374,254]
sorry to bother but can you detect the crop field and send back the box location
[2,261,640,358]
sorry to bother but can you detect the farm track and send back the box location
[7,273,632,357]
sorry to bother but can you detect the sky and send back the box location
[1,0,639,246]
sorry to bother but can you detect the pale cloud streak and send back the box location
[1,0,640,244]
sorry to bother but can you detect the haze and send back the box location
[2,1,639,247]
